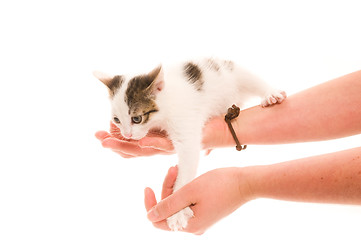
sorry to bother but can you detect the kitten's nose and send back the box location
[123,133,132,139]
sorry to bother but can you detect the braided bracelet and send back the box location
[224,105,247,151]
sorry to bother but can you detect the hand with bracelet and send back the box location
[96,70,361,234]
[95,111,231,157]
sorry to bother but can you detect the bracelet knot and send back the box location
[224,105,247,151]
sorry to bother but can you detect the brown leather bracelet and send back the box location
[224,105,247,151]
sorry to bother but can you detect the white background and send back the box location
[1,0,361,239]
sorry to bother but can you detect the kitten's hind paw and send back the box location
[167,207,194,231]
[261,90,287,107]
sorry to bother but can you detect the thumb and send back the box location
[147,186,193,222]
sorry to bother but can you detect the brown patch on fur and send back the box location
[206,58,220,71]
[142,109,158,124]
[96,72,124,97]
[125,67,161,123]
[184,62,203,91]
[223,60,235,71]
[107,75,124,97]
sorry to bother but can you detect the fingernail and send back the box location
[147,207,159,222]
[168,166,177,175]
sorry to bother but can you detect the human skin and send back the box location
[145,147,361,234]
[96,70,361,155]
[95,70,361,234]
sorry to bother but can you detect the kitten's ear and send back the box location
[147,65,164,93]
[93,71,114,88]
[93,71,123,97]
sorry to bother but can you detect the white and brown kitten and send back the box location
[94,57,286,231]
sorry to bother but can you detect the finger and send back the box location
[144,188,171,231]
[96,132,134,157]
[161,166,178,200]
[144,187,157,212]
[109,122,125,138]
[101,138,131,149]
[109,122,129,140]
[147,186,194,223]
[113,151,134,158]
[138,136,174,152]
[101,138,137,157]
[109,121,119,133]
[152,220,171,231]
[102,138,166,157]
[205,149,213,156]
[95,131,111,141]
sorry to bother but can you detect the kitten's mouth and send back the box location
[110,123,167,140]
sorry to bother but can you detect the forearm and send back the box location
[234,70,361,145]
[245,147,361,205]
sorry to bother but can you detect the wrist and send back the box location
[236,166,261,202]
[202,116,236,149]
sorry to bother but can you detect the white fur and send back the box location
[98,58,286,231]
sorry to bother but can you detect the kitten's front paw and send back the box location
[167,207,194,231]
[261,90,287,107]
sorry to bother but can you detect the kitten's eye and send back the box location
[113,117,120,124]
[131,116,142,124]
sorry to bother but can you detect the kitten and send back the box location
[94,57,286,231]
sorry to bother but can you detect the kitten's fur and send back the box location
[94,57,286,231]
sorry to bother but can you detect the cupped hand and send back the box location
[95,116,232,158]
[144,166,254,235]
[95,122,175,158]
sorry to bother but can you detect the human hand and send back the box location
[144,166,254,235]
[95,122,175,158]
[95,116,233,158]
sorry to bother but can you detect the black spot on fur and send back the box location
[108,75,124,97]
[184,62,203,91]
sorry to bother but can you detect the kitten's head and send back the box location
[94,66,164,140]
